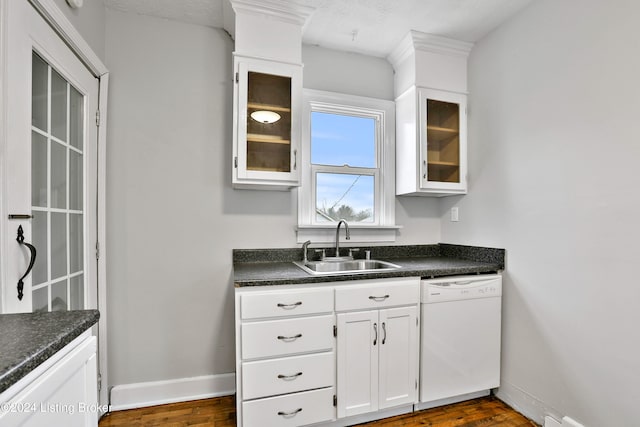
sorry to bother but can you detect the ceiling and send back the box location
[103,0,533,58]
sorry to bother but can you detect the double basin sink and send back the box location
[293,258,401,276]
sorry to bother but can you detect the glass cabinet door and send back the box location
[246,71,292,172]
[233,57,301,189]
[419,89,467,192]
[426,99,460,183]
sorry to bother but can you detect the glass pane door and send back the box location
[31,52,85,312]
[246,71,292,172]
[426,99,460,183]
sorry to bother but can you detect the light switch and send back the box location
[450,207,459,222]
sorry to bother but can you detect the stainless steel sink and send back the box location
[293,259,401,275]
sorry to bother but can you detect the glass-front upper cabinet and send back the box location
[418,88,467,194]
[233,56,302,189]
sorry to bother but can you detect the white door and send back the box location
[1,0,98,313]
[378,306,418,409]
[336,310,379,418]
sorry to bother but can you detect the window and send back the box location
[298,90,397,243]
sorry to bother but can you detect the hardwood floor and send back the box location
[98,395,538,427]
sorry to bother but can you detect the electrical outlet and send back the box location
[450,207,459,222]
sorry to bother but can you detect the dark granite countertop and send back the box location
[234,244,505,287]
[0,310,100,394]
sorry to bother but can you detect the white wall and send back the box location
[105,10,439,391]
[52,0,106,61]
[441,0,640,425]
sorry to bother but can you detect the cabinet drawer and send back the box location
[242,315,334,360]
[242,386,335,427]
[242,352,334,400]
[241,288,333,320]
[335,278,420,311]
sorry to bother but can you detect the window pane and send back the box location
[51,212,67,280]
[51,141,67,209]
[33,286,49,313]
[311,112,375,168]
[69,86,84,150]
[32,131,48,207]
[51,69,68,141]
[69,150,83,210]
[70,274,84,310]
[316,173,374,223]
[69,213,83,274]
[32,211,48,285]
[51,279,68,312]
[32,53,48,132]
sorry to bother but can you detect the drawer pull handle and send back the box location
[277,372,303,380]
[277,408,303,417]
[373,323,378,346]
[369,294,389,301]
[277,334,302,341]
[277,301,302,309]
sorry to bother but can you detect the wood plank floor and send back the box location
[98,395,538,427]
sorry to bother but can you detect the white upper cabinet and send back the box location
[233,56,302,189]
[229,0,314,190]
[390,31,473,197]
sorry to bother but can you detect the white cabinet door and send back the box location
[336,310,378,418]
[378,306,418,410]
[0,335,97,427]
[233,55,302,189]
[418,88,467,194]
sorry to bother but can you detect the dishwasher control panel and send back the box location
[421,274,502,303]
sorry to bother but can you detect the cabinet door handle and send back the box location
[373,323,378,346]
[278,408,302,417]
[369,295,389,302]
[277,372,303,380]
[277,334,302,341]
[293,149,297,170]
[382,322,387,345]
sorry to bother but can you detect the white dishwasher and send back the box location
[417,274,502,409]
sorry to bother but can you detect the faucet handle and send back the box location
[315,249,326,260]
[365,250,371,260]
[348,248,360,258]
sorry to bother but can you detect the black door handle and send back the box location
[16,225,37,301]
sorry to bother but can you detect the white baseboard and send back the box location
[109,373,236,411]
[495,380,558,426]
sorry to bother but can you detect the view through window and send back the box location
[311,111,377,223]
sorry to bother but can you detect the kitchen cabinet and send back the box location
[396,87,467,196]
[232,55,302,190]
[334,279,419,419]
[235,277,420,427]
[235,286,336,427]
[0,331,98,427]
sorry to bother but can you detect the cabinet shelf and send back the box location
[247,102,291,113]
[427,125,459,143]
[247,133,290,145]
[428,160,459,168]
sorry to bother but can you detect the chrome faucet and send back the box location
[302,240,311,263]
[335,220,350,258]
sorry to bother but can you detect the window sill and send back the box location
[296,224,402,244]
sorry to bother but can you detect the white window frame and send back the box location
[297,89,398,244]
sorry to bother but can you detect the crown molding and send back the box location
[388,30,473,69]
[230,0,315,27]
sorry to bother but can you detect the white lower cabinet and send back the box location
[336,306,418,418]
[0,332,98,427]
[235,277,420,427]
